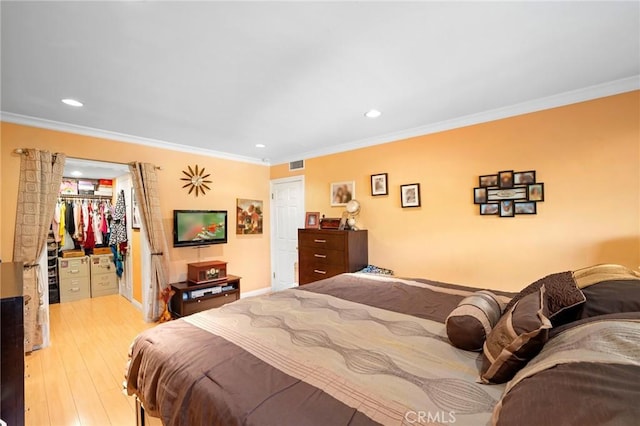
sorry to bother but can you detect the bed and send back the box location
[125,265,640,426]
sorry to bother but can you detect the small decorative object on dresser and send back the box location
[297,228,368,284]
[187,260,227,285]
[305,212,320,229]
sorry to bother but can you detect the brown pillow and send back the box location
[502,271,585,326]
[481,286,552,384]
[445,290,504,351]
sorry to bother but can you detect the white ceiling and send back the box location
[2,1,639,166]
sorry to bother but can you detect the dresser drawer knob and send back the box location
[313,239,326,243]
[313,254,326,258]
[313,269,327,275]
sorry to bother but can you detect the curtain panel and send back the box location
[13,149,66,352]
[129,162,170,322]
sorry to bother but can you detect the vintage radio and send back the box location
[319,217,341,230]
[187,260,227,285]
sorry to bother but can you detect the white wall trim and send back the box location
[0,111,268,166]
[241,287,272,299]
[275,75,640,165]
[2,75,637,166]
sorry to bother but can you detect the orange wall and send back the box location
[0,123,272,294]
[272,91,640,291]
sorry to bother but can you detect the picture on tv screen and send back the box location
[173,210,227,247]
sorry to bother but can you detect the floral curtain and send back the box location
[129,162,169,321]
[13,149,66,352]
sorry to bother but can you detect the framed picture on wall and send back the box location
[400,183,421,208]
[528,183,544,201]
[480,203,499,215]
[330,181,355,206]
[514,171,536,185]
[499,200,515,217]
[498,170,514,188]
[479,174,498,188]
[370,173,388,196]
[473,187,487,204]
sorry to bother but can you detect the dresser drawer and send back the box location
[299,248,345,269]
[58,257,89,279]
[90,254,114,275]
[298,231,346,251]
[91,273,118,298]
[299,265,346,284]
[59,277,90,302]
[182,292,239,315]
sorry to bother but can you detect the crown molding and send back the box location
[2,75,638,166]
[0,112,269,166]
[275,75,640,165]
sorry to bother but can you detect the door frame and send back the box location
[269,175,305,291]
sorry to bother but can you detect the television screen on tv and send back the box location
[173,210,228,247]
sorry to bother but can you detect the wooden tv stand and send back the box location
[170,275,240,317]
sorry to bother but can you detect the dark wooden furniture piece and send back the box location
[298,229,368,285]
[1,262,25,426]
[170,275,241,317]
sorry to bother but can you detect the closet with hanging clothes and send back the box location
[51,187,119,302]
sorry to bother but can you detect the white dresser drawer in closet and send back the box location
[90,254,118,298]
[58,256,89,280]
[59,277,91,302]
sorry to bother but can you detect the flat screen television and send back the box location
[173,210,228,247]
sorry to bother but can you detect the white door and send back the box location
[270,176,305,292]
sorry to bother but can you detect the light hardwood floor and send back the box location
[24,294,162,426]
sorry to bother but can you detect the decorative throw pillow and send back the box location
[578,280,640,319]
[480,286,552,384]
[502,271,586,326]
[445,290,504,351]
[573,263,640,289]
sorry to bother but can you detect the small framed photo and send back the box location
[498,170,514,188]
[479,174,498,188]
[515,202,537,215]
[528,183,544,201]
[514,170,536,185]
[480,203,499,215]
[371,173,388,196]
[400,183,421,208]
[499,200,515,217]
[473,187,487,204]
[305,212,320,229]
[330,181,355,206]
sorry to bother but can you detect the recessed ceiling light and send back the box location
[364,109,382,118]
[255,143,266,148]
[71,170,82,177]
[62,98,83,107]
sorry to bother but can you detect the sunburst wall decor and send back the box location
[181,164,212,197]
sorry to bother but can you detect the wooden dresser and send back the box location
[298,229,368,285]
[1,262,25,426]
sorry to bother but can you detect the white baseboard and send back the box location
[240,287,272,298]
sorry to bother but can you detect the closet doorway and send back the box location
[42,158,146,346]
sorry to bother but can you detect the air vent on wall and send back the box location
[289,160,304,171]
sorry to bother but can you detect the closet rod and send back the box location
[13,150,162,170]
[59,194,113,200]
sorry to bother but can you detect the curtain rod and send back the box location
[13,149,162,170]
